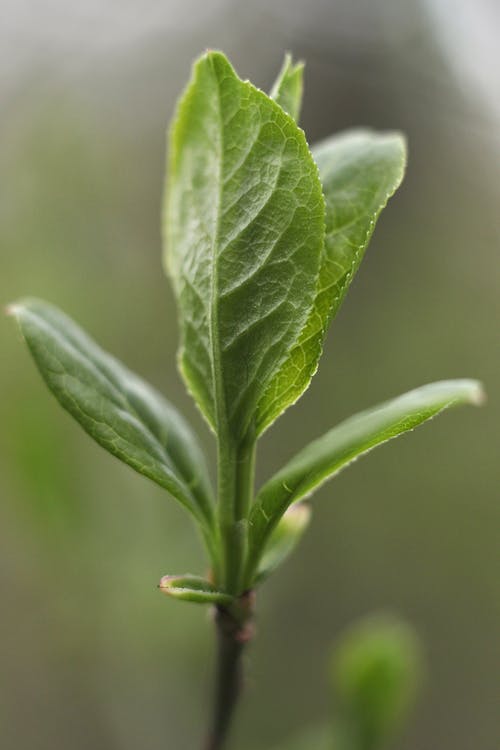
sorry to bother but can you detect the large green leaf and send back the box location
[164,51,325,443]
[269,53,304,122]
[8,299,215,530]
[246,380,484,582]
[256,130,406,434]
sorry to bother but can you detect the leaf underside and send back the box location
[255,129,407,434]
[9,299,214,528]
[247,379,484,580]
[164,51,325,442]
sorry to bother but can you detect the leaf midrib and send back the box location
[207,55,228,447]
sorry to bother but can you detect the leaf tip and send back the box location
[158,574,176,595]
[5,302,22,319]
[446,378,486,407]
[468,380,487,407]
[283,500,312,531]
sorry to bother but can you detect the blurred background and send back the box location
[1,1,498,748]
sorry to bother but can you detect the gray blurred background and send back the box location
[1,1,498,748]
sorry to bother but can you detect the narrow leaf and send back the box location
[247,380,484,580]
[8,299,214,529]
[164,51,325,442]
[256,502,311,583]
[159,574,234,605]
[269,53,304,122]
[256,130,406,434]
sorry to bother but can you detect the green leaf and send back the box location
[8,299,215,531]
[158,574,234,605]
[331,615,423,750]
[246,380,484,582]
[255,502,311,583]
[255,130,406,435]
[164,50,325,442]
[269,53,304,122]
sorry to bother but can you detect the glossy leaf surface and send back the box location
[256,130,406,434]
[247,380,484,579]
[164,51,325,442]
[9,299,214,528]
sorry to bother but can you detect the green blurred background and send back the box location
[1,1,498,748]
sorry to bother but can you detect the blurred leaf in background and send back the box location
[331,615,423,750]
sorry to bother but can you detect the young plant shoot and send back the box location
[9,52,484,750]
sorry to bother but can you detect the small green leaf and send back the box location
[269,53,304,122]
[331,615,423,750]
[255,502,311,583]
[256,130,406,435]
[164,50,325,442]
[8,299,215,530]
[159,574,234,605]
[247,380,484,581]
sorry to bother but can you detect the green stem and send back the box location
[217,430,256,595]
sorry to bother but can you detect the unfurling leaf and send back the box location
[164,51,325,442]
[159,574,234,605]
[8,299,215,531]
[269,53,304,122]
[256,130,407,434]
[246,380,484,582]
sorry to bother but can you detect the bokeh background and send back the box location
[1,1,498,748]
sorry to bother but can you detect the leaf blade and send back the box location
[9,298,215,529]
[164,51,325,441]
[256,130,407,434]
[248,380,484,581]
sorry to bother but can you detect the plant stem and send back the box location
[217,431,256,595]
[204,594,255,750]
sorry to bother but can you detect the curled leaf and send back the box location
[159,574,234,606]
